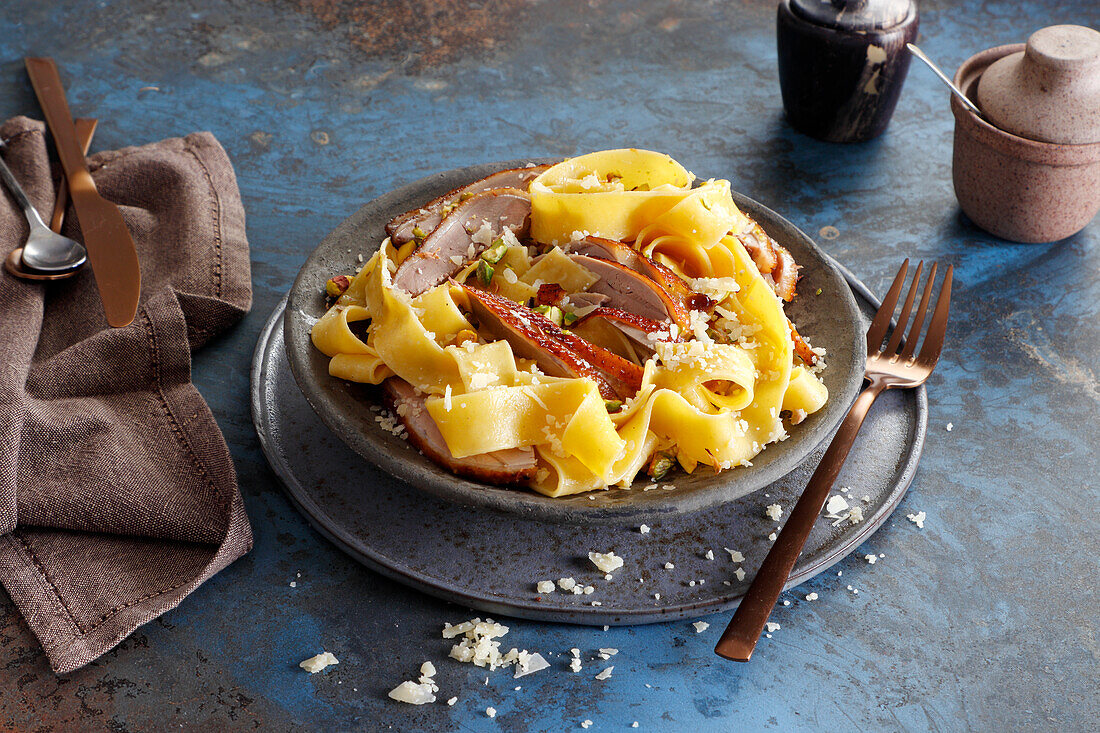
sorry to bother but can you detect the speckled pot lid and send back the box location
[789,0,916,31]
[977,24,1100,145]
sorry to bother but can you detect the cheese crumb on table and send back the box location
[705,549,714,561]
[486,707,496,718]
[536,580,555,594]
[558,577,577,591]
[765,622,780,633]
[581,721,593,729]
[388,680,436,705]
[692,621,710,633]
[299,651,339,674]
[864,554,877,564]
[946,422,953,432]
[765,503,783,521]
[447,697,458,706]
[589,551,624,574]
[734,567,746,581]
[663,562,675,570]
[768,532,777,542]
[639,524,650,534]
[805,592,818,601]
[907,510,927,528]
[848,506,864,524]
[724,548,745,563]
[595,666,614,680]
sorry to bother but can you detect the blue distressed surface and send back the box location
[1,1,1098,730]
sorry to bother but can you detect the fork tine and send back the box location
[883,261,923,358]
[916,265,953,366]
[866,259,909,354]
[900,262,938,361]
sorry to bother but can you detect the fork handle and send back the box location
[715,377,887,662]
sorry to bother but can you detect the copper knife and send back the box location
[25,57,140,327]
[50,117,97,232]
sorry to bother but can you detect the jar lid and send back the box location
[976,25,1100,145]
[789,0,916,32]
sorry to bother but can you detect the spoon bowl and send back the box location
[0,142,87,276]
[19,219,86,272]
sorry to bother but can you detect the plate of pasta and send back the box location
[285,150,864,522]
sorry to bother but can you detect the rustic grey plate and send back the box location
[253,267,926,625]
[283,160,865,523]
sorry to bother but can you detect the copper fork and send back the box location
[715,259,953,662]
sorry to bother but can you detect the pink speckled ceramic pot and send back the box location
[952,44,1100,243]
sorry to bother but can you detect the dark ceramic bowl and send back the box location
[284,161,865,524]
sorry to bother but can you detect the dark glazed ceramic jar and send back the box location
[777,0,919,142]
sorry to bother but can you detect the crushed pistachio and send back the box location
[476,259,494,286]
[562,312,579,327]
[481,240,508,264]
[604,400,623,413]
[647,453,674,481]
[325,275,351,298]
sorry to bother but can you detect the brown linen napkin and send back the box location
[0,116,253,674]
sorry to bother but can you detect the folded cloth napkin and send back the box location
[0,116,253,673]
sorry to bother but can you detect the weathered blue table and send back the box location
[2,1,1097,730]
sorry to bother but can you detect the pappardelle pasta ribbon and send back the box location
[311,149,829,496]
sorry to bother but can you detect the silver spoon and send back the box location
[0,141,86,273]
[907,43,984,118]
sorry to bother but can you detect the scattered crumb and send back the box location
[486,707,496,718]
[581,721,593,730]
[705,550,714,561]
[907,510,927,528]
[388,680,436,705]
[664,562,675,570]
[692,621,710,633]
[825,495,849,515]
[946,422,953,432]
[536,580,556,594]
[765,622,780,632]
[299,651,339,674]
[589,551,624,574]
[805,592,818,601]
[595,666,614,680]
[289,581,297,588]
[782,600,790,606]
[768,532,777,542]
[864,554,877,565]
[724,548,745,563]
[734,567,746,581]
[765,503,783,521]
[447,697,458,706]
[848,506,864,524]
[639,524,650,534]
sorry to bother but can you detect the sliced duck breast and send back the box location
[735,217,800,302]
[393,188,531,296]
[461,283,643,401]
[567,236,702,317]
[382,378,537,484]
[570,254,692,332]
[574,306,679,353]
[387,165,550,246]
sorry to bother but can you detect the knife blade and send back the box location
[25,57,140,328]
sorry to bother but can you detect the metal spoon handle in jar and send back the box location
[907,43,984,117]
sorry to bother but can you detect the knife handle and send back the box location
[24,58,95,191]
[49,117,97,232]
